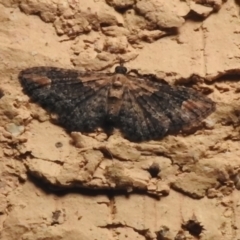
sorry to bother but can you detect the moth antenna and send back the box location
[118,57,125,66]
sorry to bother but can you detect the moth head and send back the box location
[115,65,127,75]
[115,58,128,74]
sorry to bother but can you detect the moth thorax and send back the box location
[112,80,123,88]
[107,79,124,120]
[108,79,124,99]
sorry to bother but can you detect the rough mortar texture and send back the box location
[0,0,240,239]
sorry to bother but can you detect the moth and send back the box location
[18,64,216,142]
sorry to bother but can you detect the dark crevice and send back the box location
[15,151,33,161]
[148,162,161,178]
[176,71,240,88]
[183,10,207,22]
[0,88,4,99]
[214,72,240,81]
[26,173,162,199]
[182,219,204,238]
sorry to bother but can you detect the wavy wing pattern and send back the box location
[19,66,215,142]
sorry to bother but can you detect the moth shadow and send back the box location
[27,173,162,200]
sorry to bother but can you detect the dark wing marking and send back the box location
[118,88,170,142]
[19,67,112,132]
[118,74,215,141]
